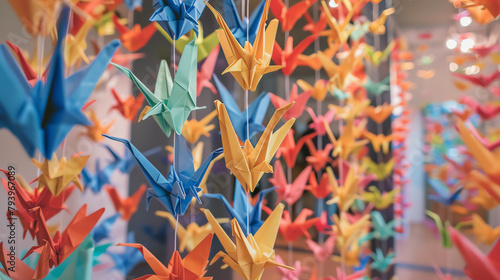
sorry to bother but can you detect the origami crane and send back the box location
[24,204,105,279]
[202,204,294,280]
[214,75,270,141]
[426,210,452,248]
[204,180,276,235]
[470,188,499,210]
[449,226,500,279]
[305,140,334,171]
[5,41,38,85]
[297,42,339,72]
[363,131,393,154]
[196,46,219,96]
[0,169,75,239]
[205,0,283,91]
[150,0,206,40]
[1,241,35,279]
[156,210,228,252]
[93,214,120,243]
[106,184,146,221]
[275,255,307,280]
[269,84,311,120]
[306,107,336,136]
[81,158,118,194]
[0,6,119,158]
[320,0,355,45]
[158,22,220,62]
[365,103,394,123]
[270,160,312,206]
[276,130,317,168]
[452,0,500,24]
[364,42,395,67]
[368,7,395,34]
[361,185,400,210]
[215,100,294,192]
[104,134,223,216]
[362,76,390,95]
[84,111,116,142]
[459,95,500,120]
[467,123,500,150]
[112,14,157,52]
[303,9,327,35]
[453,70,500,88]
[32,153,89,197]
[307,172,332,199]
[362,157,394,181]
[359,211,396,243]
[326,166,360,212]
[118,233,213,279]
[182,109,217,143]
[220,0,267,45]
[91,39,145,69]
[64,19,93,67]
[267,207,320,242]
[108,232,145,276]
[297,79,329,101]
[427,178,463,206]
[272,35,318,76]
[468,213,500,245]
[319,43,361,93]
[370,248,395,272]
[113,39,201,137]
[331,212,371,252]
[270,0,318,31]
[109,88,145,122]
[305,234,336,262]
[7,0,59,36]
[472,43,500,58]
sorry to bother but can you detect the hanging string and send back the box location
[243,0,250,237]
[174,212,179,252]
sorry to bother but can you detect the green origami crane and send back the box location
[158,22,219,62]
[113,39,203,137]
[426,210,453,248]
[363,76,390,96]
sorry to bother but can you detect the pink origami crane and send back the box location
[269,84,311,120]
[306,107,335,135]
[270,160,313,206]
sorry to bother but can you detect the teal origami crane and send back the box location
[0,6,119,158]
[359,211,396,244]
[109,232,145,276]
[203,180,276,235]
[151,0,206,40]
[113,39,202,137]
[363,76,390,96]
[222,0,267,46]
[370,248,395,272]
[213,75,270,141]
[103,134,223,216]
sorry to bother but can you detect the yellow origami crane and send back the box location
[469,188,499,210]
[361,186,400,210]
[84,111,116,142]
[320,0,358,46]
[331,212,371,252]
[469,213,500,245]
[297,79,329,102]
[65,18,93,67]
[32,153,89,196]
[368,8,395,34]
[202,203,294,280]
[365,103,394,124]
[156,211,229,252]
[332,241,363,266]
[8,0,60,37]
[362,157,394,181]
[182,110,217,144]
[363,131,394,154]
[326,166,360,212]
[215,100,295,193]
[319,43,361,93]
[205,0,283,91]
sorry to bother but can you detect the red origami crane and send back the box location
[110,88,145,121]
[270,0,318,31]
[272,35,318,76]
[112,14,157,52]
[106,184,146,221]
[276,130,317,168]
[264,207,319,242]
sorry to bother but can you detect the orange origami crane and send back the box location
[205,0,283,91]
[320,0,356,46]
[305,140,334,171]
[196,45,220,97]
[270,0,318,31]
[363,131,394,154]
[105,184,146,221]
[182,110,217,144]
[469,213,500,245]
[272,35,317,76]
[326,166,360,212]
[297,79,329,101]
[307,172,332,199]
[112,14,157,52]
[469,188,499,210]
[24,205,105,279]
[84,111,116,142]
[451,0,500,24]
[368,7,395,34]
[297,42,339,71]
[32,153,89,196]
[215,100,295,193]
[1,242,35,280]
[118,233,214,280]
[269,84,311,120]
[365,103,394,123]
[156,211,229,252]
[7,0,59,36]
[276,130,317,168]
[269,160,313,205]
[203,204,294,280]
[319,43,361,93]
[449,226,500,279]
[110,88,145,121]
[264,207,319,242]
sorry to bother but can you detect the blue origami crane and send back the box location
[353,255,371,272]
[105,144,163,174]
[222,0,267,45]
[370,248,395,272]
[108,232,144,276]
[103,134,223,216]
[203,180,276,235]
[93,214,120,244]
[81,158,118,194]
[125,0,143,10]
[427,178,463,206]
[0,6,119,158]
[150,0,206,40]
[213,75,270,141]
[359,211,396,244]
